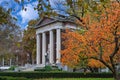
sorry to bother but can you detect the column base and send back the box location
[56,59,60,64]
[36,64,45,68]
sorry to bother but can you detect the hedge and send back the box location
[0,76,32,80]
[0,72,114,79]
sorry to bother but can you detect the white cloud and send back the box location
[18,2,38,24]
[18,0,21,2]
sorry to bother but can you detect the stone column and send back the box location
[49,30,54,64]
[36,34,40,65]
[56,28,61,63]
[42,32,46,65]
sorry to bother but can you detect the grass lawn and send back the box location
[35,78,113,80]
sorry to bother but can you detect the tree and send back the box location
[35,0,114,22]
[0,6,22,66]
[22,20,37,64]
[61,1,120,80]
[0,7,10,24]
[14,0,112,22]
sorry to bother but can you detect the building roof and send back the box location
[35,16,76,29]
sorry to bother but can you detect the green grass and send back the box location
[35,78,113,80]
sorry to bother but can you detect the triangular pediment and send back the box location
[36,17,56,27]
[35,16,76,29]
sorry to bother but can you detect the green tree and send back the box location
[0,7,10,24]
[22,20,37,64]
[14,0,112,22]
[35,0,112,23]
[0,6,21,66]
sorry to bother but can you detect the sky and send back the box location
[0,0,39,29]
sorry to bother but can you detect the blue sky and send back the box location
[0,0,39,29]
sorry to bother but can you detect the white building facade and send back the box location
[35,17,76,70]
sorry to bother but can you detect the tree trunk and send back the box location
[2,57,4,66]
[113,71,120,80]
[9,58,12,66]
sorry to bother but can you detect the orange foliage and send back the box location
[88,59,105,68]
[61,2,120,69]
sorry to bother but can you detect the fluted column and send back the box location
[49,30,54,64]
[42,32,46,65]
[36,34,40,65]
[56,28,61,63]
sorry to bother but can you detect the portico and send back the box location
[35,17,76,68]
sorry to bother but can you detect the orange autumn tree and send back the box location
[61,1,120,80]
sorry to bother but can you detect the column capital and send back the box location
[49,30,53,31]
[36,33,42,35]
[50,29,55,32]
[56,28,61,29]
[42,32,45,33]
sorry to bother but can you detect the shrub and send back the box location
[0,76,32,80]
[44,66,52,71]
[34,68,46,72]
[34,65,55,72]
[0,72,115,79]
[9,66,17,70]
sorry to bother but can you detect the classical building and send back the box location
[35,16,76,70]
